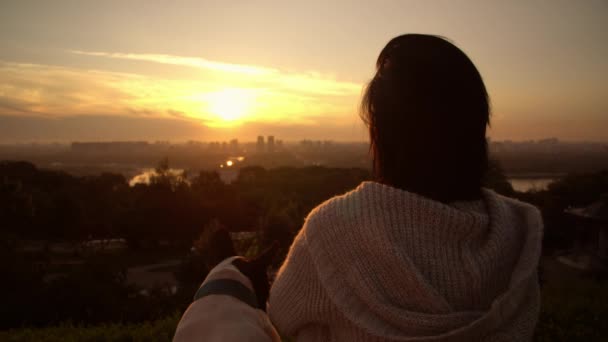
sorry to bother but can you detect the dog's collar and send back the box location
[193,278,260,309]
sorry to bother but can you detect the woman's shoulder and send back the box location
[304,182,371,223]
[482,188,542,217]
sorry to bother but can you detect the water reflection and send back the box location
[508,177,557,192]
[129,168,185,186]
[219,156,245,168]
[218,156,245,184]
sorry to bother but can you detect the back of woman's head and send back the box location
[361,34,490,202]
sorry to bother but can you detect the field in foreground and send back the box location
[0,314,180,342]
[2,262,606,342]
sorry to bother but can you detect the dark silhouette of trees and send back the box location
[515,170,608,252]
[3,159,602,330]
[484,159,515,196]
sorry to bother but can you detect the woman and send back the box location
[268,34,543,341]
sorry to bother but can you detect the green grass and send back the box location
[2,265,606,341]
[534,276,608,341]
[0,314,180,342]
[0,313,296,342]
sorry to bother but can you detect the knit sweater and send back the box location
[268,181,543,341]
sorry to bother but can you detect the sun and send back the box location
[206,88,255,123]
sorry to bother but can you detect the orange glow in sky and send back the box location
[0,1,606,142]
[203,88,256,125]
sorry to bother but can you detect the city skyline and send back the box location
[1,1,607,143]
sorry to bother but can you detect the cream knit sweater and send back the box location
[268,181,543,341]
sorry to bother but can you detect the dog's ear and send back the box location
[232,241,279,310]
[251,241,279,268]
[208,228,236,265]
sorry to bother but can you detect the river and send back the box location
[507,177,559,192]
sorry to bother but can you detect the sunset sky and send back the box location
[1,0,606,143]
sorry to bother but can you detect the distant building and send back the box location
[71,141,149,153]
[208,141,221,151]
[229,139,239,153]
[257,136,265,153]
[267,135,275,153]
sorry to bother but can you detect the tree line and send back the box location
[1,159,606,330]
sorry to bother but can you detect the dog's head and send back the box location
[231,242,278,311]
[207,228,279,310]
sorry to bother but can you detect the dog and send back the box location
[173,229,280,342]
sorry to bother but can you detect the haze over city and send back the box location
[3,2,608,340]
[1,0,607,143]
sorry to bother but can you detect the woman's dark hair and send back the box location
[361,34,490,203]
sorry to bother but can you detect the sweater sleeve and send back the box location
[268,229,331,340]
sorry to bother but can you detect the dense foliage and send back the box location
[0,314,180,342]
[0,160,372,329]
[1,160,607,340]
[516,170,608,253]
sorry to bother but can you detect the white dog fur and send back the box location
[173,257,281,342]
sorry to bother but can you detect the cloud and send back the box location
[0,61,145,117]
[2,57,605,142]
[70,50,278,76]
[0,55,363,129]
[0,113,367,143]
[0,114,210,143]
[0,50,361,142]
[69,50,362,97]
[0,95,42,115]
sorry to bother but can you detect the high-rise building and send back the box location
[229,139,239,153]
[267,135,275,153]
[257,136,265,153]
